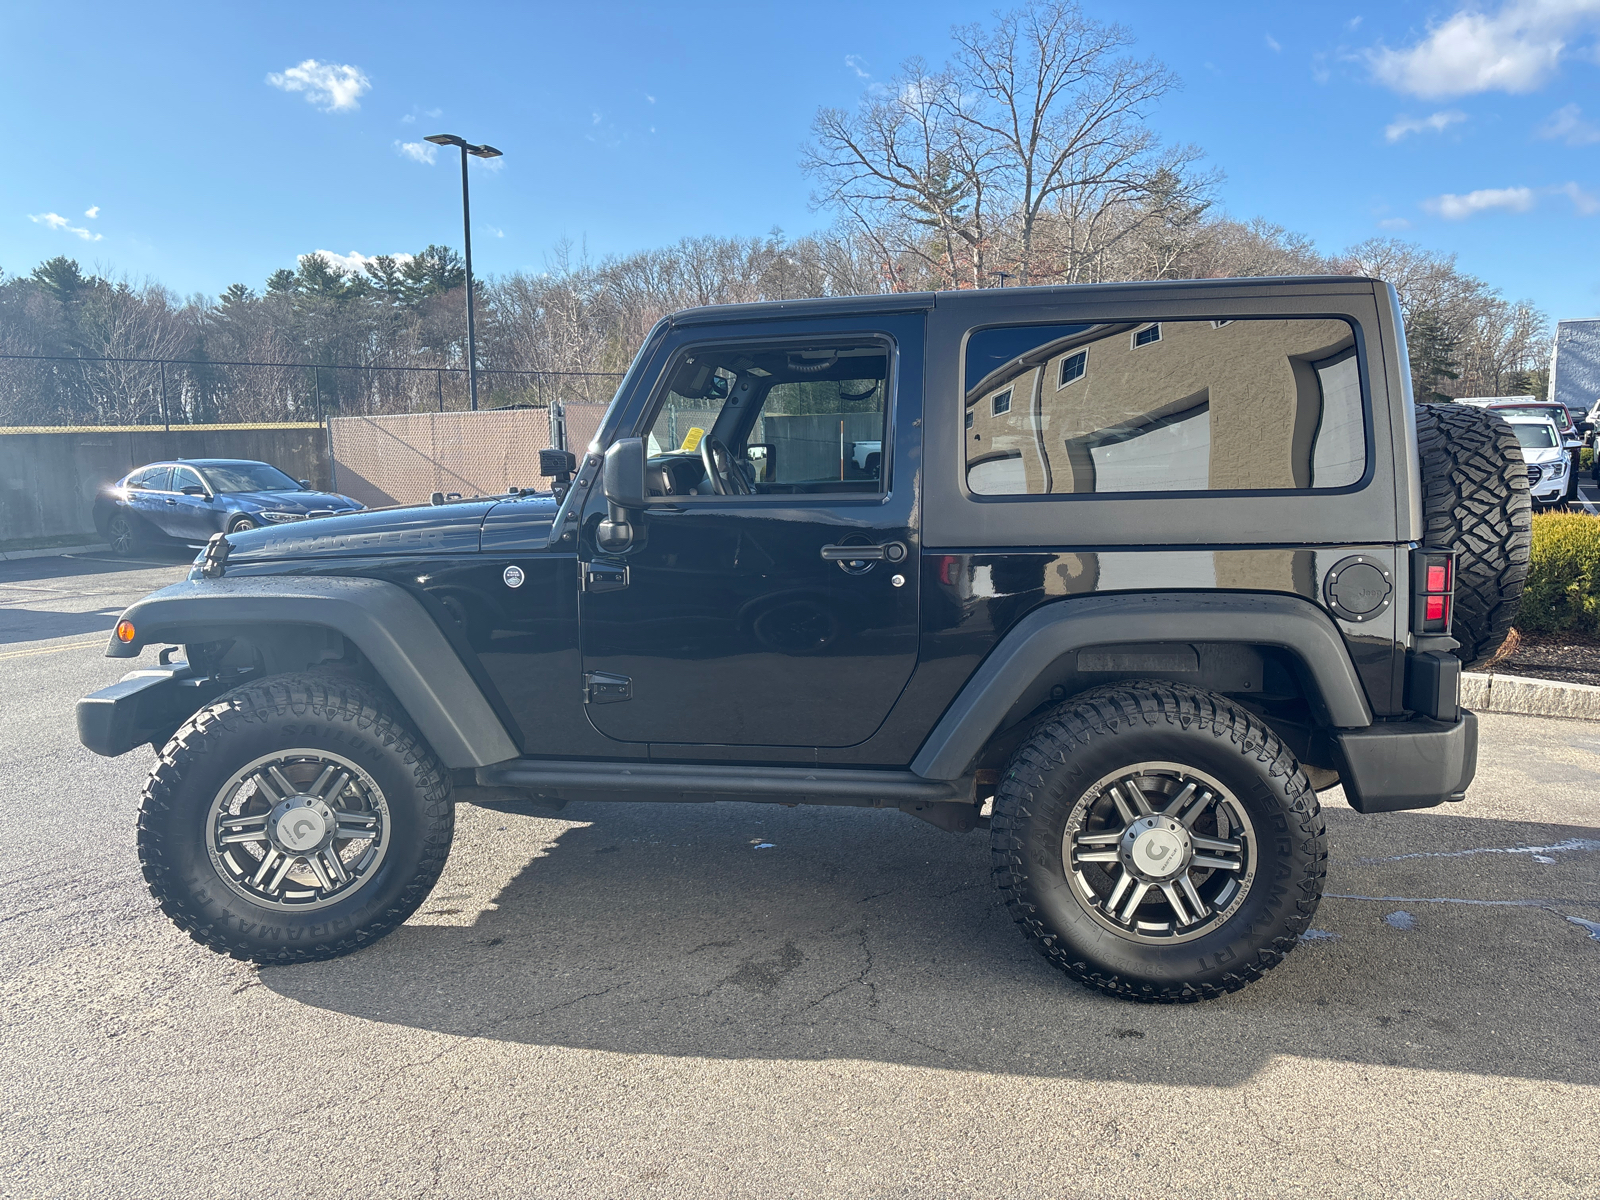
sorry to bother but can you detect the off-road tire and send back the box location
[991,681,1327,1003]
[138,673,453,964]
[1413,403,1532,668]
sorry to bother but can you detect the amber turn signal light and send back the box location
[115,619,136,643]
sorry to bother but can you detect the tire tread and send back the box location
[990,680,1327,1004]
[137,673,453,965]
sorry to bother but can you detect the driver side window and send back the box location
[644,338,889,498]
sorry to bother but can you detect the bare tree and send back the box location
[804,59,989,288]
[950,1,1193,284]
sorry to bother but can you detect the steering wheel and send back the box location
[701,436,753,496]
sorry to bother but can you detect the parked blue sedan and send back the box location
[93,459,364,555]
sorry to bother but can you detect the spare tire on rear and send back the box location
[1413,403,1532,668]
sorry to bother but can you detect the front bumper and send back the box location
[76,665,235,756]
[1333,711,1478,813]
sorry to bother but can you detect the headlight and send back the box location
[257,511,303,523]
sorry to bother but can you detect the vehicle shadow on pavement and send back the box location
[262,801,1600,1087]
[0,548,191,581]
[0,607,122,645]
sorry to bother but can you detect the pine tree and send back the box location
[1407,308,1461,403]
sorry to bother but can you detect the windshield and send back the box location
[1497,405,1569,429]
[1513,423,1559,450]
[198,462,302,493]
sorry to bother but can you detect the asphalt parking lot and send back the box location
[2,550,1598,1198]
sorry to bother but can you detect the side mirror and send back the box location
[598,437,647,552]
[181,485,209,497]
[298,479,313,490]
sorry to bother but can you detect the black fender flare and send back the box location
[105,576,519,769]
[910,591,1373,780]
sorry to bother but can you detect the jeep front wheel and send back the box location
[138,674,454,964]
[991,681,1326,1002]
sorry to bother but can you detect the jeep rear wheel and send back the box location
[1413,403,1532,668]
[991,681,1326,1003]
[138,674,453,964]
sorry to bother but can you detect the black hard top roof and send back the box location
[667,275,1382,327]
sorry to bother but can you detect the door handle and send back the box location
[165,499,177,505]
[820,541,906,563]
[821,544,886,562]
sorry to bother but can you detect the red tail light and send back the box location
[1412,548,1457,635]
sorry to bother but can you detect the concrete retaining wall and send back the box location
[0,425,329,545]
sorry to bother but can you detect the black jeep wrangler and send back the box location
[79,277,1530,1003]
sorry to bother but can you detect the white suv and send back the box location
[1505,416,1569,507]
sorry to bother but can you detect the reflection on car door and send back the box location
[167,465,220,542]
[127,467,173,535]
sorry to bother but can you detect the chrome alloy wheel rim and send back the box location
[1062,762,1257,944]
[206,750,390,911]
[108,517,133,554]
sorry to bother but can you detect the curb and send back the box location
[0,543,110,562]
[1463,672,1600,721]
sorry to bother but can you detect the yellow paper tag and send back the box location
[680,426,705,452]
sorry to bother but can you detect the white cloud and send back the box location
[1538,102,1600,143]
[28,211,102,241]
[484,225,505,238]
[1265,33,1282,52]
[646,94,656,104]
[266,59,371,111]
[396,140,438,164]
[1368,0,1600,98]
[84,205,99,219]
[1558,181,1600,213]
[400,113,415,123]
[845,54,871,78]
[300,249,413,276]
[1349,15,1364,30]
[1422,185,1536,218]
[1385,110,1468,140]
[1379,216,1413,229]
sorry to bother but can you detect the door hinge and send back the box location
[584,562,629,592]
[584,672,632,704]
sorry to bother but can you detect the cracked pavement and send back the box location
[3,552,1599,1197]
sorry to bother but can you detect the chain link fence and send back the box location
[327,403,612,508]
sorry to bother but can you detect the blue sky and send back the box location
[3,0,1597,318]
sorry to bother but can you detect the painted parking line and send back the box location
[0,638,110,662]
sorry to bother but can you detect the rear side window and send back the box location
[128,466,172,491]
[964,317,1366,496]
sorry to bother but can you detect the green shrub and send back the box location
[1583,446,1594,472]
[1518,511,1600,635]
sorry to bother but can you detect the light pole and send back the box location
[424,133,502,411]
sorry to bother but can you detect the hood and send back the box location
[482,493,562,551]
[1521,445,1565,465]
[223,499,496,562]
[235,489,362,513]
